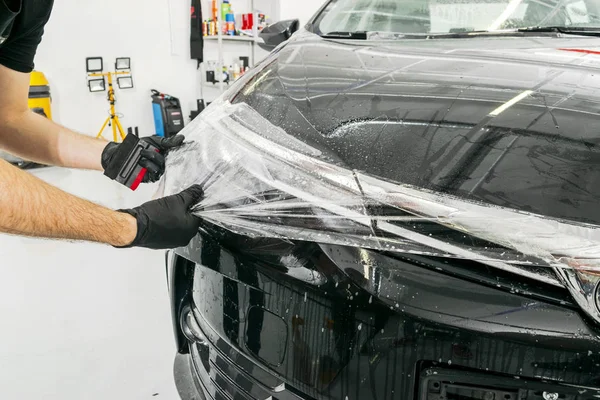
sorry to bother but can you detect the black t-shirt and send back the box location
[0,0,54,73]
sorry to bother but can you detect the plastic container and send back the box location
[28,71,52,120]
[226,13,235,35]
[221,0,230,22]
[222,66,229,83]
[211,0,218,20]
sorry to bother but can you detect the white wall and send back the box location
[34,0,326,139]
[280,0,327,26]
[35,0,200,138]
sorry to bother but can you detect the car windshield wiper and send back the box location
[320,31,367,39]
[319,27,600,41]
[517,26,600,36]
[322,31,501,40]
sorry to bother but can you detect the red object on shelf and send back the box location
[242,13,254,30]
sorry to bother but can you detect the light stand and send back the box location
[86,57,134,142]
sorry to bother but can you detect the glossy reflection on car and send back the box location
[167,0,600,399]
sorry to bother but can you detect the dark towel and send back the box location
[190,0,203,65]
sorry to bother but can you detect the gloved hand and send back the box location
[118,185,204,249]
[101,134,185,183]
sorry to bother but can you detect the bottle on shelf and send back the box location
[255,13,270,31]
[211,0,218,21]
[213,63,221,83]
[221,0,230,21]
[226,13,235,36]
[233,63,240,80]
[221,0,231,34]
[222,65,229,83]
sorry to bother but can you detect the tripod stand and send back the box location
[90,71,129,142]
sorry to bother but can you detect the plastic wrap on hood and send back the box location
[162,99,600,323]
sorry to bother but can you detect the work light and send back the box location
[88,78,106,92]
[86,57,103,73]
[117,76,134,89]
[115,57,131,70]
[85,56,135,141]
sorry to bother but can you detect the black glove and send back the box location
[101,134,185,183]
[118,185,204,249]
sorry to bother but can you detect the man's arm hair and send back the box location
[0,64,108,170]
[0,158,137,246]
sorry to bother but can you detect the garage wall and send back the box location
[280,0,327,26]
[35,0,200,138]
[33,0,327,139]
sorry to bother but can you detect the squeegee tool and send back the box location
[103,134,159,191]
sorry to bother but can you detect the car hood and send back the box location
[233,31,600,225]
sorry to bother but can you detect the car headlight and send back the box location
[162,98,600,324]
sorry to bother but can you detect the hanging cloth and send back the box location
[190,0,204,67]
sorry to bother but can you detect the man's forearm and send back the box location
[0,159,136,246]
[0,110,108,170]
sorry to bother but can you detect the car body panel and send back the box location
[174,233,600,400]
[233,32,600,225]
[170,30,600,400]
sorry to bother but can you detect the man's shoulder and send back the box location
[0,0,54,73]
[15,0,55,34]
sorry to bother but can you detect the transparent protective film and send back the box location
[162,100,600,322]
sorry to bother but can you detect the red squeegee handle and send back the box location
[128,147,161,191]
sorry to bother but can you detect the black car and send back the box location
[165,0,600,399]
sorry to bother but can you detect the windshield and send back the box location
[313,0,600,35]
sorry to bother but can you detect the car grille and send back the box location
[187,309,308,400]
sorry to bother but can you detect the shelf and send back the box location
[202,81,243,89]
[202,83,228,89]
[204,35,256,42]
[199,0,278,101]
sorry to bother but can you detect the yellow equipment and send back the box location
[28,71,52,120]
[89,71,130,142]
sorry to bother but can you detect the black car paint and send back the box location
[235,33,600,225]
[170,31,600,400]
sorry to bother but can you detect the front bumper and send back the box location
[171,235,600,400]
[174,352,204,400]
[175,306,309,400]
